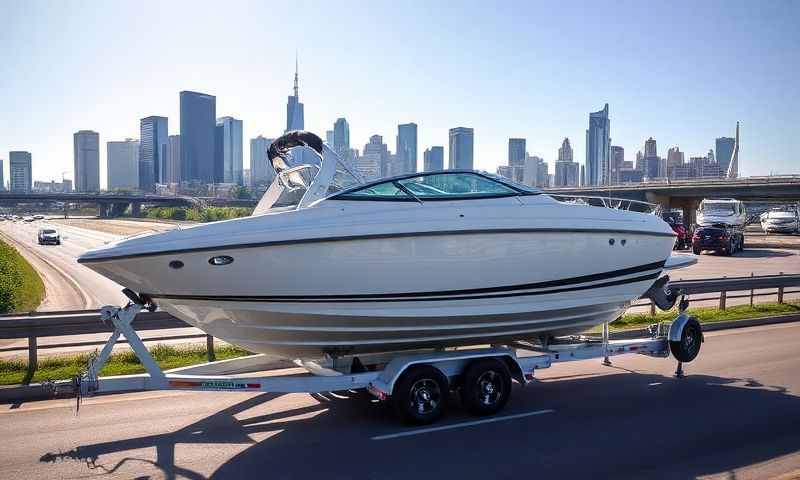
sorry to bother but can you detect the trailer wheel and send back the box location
[692,246,701,255]
[392,365,448,425]
[670,317,703,362]
[460,358,512,416]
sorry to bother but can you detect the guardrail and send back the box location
[3,272,800,385]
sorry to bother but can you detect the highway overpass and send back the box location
[0,192,200,217]
[545,175,800,224]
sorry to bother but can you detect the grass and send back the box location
[613,300,800,330]
[0,343,251,386]
[0,239,45,313]
[145,206,253,222]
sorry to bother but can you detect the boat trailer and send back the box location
[62,296,703,425]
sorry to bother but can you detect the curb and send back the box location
[3,315,800,405]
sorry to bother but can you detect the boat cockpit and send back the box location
[253,131,540,214]
[254,130,659,216]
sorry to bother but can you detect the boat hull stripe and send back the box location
[147,270,662,304]
[78,228,675,264]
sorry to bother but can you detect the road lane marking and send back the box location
[371,409,555,441]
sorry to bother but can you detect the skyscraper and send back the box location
[250,136,275,189]
[610,146,624,185]
[166,135,181,184]
[0,159,4,191]
[286,57,304,131]
[354,153,382,179]
[180,91,216,184]
[642,137,659,179]
[423,146,444,171]
[585,104,610,185]
[107,138,140,190]
[554,138,579,187]
[325,130,334,146]
[139,116,168,191]
[215,116,244,185]
[644,137,657,157]
[363,135,391,177]
[508,138,526,167]
[333,118,350,160]
[396,123,418,174]
[73,130,100,192]
[716,127,737,177]
[558,138,573,163]
[666,147,684,179]
[449,127,474,170]
[9,151,32,193]
[727,122,740,178]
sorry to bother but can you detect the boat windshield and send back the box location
[333,172,525,200]
[700,202,735,215]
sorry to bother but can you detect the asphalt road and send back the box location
[1,322,798,479]
[0,218,203,356]
[0,218,128,310]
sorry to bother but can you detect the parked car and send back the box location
[760,207,799,234]
[692,224,743,256]
[662,212,691,250]
[37,228,61,245]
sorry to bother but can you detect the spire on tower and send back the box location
[293,51,299,98]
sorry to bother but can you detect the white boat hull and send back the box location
[84,230,672,359]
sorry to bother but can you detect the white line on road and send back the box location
[371,409,555,441]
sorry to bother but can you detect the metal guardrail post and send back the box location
[719,291,727,310]
[206,335,216,362]
[778,272,785,304]
[750,272,755,307]
[22,335,38,385]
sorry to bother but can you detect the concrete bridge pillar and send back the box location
[97,203,109,218]
[644,192,672,214]
[668,198,701,227]
[131,202,141,217]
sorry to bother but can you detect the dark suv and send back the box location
[692,225,742,255]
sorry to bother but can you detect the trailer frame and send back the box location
[64,298,702,422]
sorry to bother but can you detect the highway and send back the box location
[0,218,128,310]
[0,322,798,479]
[0,217,183,310]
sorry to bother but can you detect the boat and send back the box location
[696,198,747,228]
[760,206,799,234]
[78,131,678,361]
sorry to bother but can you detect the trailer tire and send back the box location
[692,246,701,255]
[670,317,703,362]
[392,365,449,425]
[460,358,512,416]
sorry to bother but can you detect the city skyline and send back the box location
[2,1,799,186]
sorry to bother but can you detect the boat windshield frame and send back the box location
[329,170,541,202]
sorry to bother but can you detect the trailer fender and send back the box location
[668,312,703,343]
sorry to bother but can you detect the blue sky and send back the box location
[1,0,798,187]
